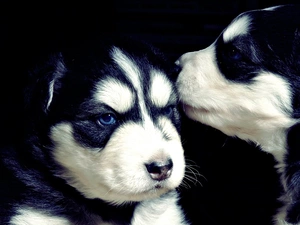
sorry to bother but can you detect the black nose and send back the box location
[145,159,173,181]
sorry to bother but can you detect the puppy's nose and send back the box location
[175,51,196,67]
[175,53,188,68]
[175,58,182,67]
[145,159,173,181]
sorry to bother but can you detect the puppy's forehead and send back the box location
[222,5,287,43]
[223,14,251,43]
[93,46,174,113]
[111,46,141,91]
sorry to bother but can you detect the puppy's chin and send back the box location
[181,103,243,137]
[100,185,175,205]
[183,104,209,115]
[182,103,216,125]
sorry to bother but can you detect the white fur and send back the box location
[10,208,72,225]
[223,14,251,43]
[131,191,188,225]
[149,70,174,107]
[111,47,153,130]
[10,197,188,225]
[46,57,66,110]
[274,203,290,225]
[111,47,141,93]
[94,78,134,113]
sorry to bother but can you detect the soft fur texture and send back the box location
[176,4,300,225]
[0,36,189,225]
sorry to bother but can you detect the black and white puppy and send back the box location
[0,36,188,225]
[176,4,300,225]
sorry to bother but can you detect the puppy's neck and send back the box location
[234,118,298,164]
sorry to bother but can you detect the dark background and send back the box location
[1,1,299,225]
[1,0,299,61]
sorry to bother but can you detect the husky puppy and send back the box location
[0,36,188,225]
[176,4,300,225]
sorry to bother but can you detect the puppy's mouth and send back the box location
[181,103,219,125]
[151,180,169,190]
[154,184,163,189]
[136,182,170,198]
[182,103,211,114]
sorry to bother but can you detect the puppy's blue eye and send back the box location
[163,106,174,117]
[98,113,117,126]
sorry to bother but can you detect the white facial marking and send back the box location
[111,47,154,132]
[111,47,141,92]
[10,208,71,225]
[149,70,174,107]
[94,78,134,113]
[51,121,185,205]
[223,15,251,42]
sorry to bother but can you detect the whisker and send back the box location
[180,158,206,189]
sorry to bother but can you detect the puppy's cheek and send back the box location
[176,67,199,100]
[50,122,113,200]
[50,121,185,204]
[182,104,229,132]
[176,54,201,98]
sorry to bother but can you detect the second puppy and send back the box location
[176,4,300,225]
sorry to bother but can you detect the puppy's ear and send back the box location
[25,53,66,114]
[44,54,66,111]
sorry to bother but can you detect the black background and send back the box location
[1,1,299,225]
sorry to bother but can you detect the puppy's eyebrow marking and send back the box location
[111,47,141,92]
[94,78,134,113]
[223,15,251,43]
[149,70,175,107]
[111,47,152,123]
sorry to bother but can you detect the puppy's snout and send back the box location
[176,51,198,68]
[175,53,188,68]
[145,159,173,181]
